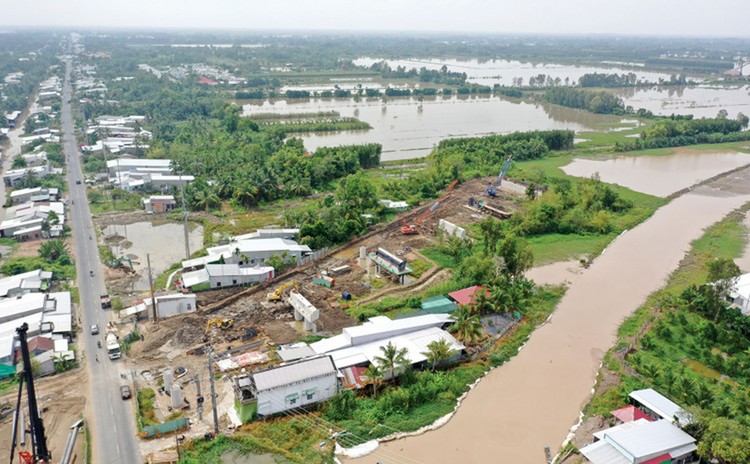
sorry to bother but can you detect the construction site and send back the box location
[93,175,522,454]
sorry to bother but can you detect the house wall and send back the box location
[256,372,337,417]
[228,249,305,267]
[209,270,273,289]
[153,201,176,213]
[156,297,197,318]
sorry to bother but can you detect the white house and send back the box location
[182,238,311,271]
[0,292,72,366]
[181,264,274,290]
[9,187,58,205]
[123,293,197,319]
[379,199,409,211]
[3,163,56,187]
[106,158,172,176]
[0,269,52,299]
[629,389,693,428]
[233,355,338,418]
[309,314,464,376]
[580,419,697,464]
[22,151,48,167]
[0,201,65,239]
[729,272,750,315]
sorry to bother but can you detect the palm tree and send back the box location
[421,338,455,371]
[38,240,69,262]
[450,306,483,345]
[364,363,384,397]
[470,290,492,316]
[374,341,410,382]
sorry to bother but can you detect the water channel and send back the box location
[348,158,750,464]
[562,149,750,197]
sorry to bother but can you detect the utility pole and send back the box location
[180,172,190,260]
[195,373,203,421]
[207,348,219,435]
[147,254,158,322]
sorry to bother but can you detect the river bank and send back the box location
[347,163,750,464]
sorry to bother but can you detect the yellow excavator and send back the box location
[205,318,234,334]
[266,281,299,302]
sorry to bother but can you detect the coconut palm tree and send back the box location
[470,290,492,316]
[421,338,455,371]
[450,306,483,345]
[38,240,69,262]
[374,341,410,382]
[364,363,384,397]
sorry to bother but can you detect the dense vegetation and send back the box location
[586,208,750,463]
[0,34,57,115]
[615,115,750,151]
[543,87,625,114]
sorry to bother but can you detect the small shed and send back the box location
[448,285,489,306]
[420,296,458,314]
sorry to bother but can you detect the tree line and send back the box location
[615,114,750,151]
[543,87,625,114]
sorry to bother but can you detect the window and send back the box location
[306,389,316,400]
[251,259,256,264]
[286,393,299,405]
[216,282,222,287]
[233,280,237,285]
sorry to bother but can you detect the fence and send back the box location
[140,418,189,438]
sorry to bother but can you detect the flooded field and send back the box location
[614,84,750,118]
[353,57,678,87]
[349,164,750,464]
[562,149,750,197]
[102,220,203,291]
[242,96,619,160]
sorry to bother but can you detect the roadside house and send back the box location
[233,355,338,418]
[181,264,274,290]
[142,195,177,214]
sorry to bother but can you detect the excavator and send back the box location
[266,280,299,302]
[205,318,234,334]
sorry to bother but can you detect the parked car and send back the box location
[90,324,99,335]
[120,385,132,400]
[76,179,81,185]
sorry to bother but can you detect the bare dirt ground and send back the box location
[0,368,87,463]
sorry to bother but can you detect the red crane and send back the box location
[401,179,459,234]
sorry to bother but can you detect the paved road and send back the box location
[61,57,142,464]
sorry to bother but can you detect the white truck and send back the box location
[106,332,121,360]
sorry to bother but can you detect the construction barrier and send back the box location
[141,418,189,438]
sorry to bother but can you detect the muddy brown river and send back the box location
[347,163,750,464]
[562,149,750,197]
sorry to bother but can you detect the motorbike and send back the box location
[97,340,101,349]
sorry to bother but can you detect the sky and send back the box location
[1,0,749,37]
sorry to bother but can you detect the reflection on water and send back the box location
[242,96,619,161]
[353,57,680,87]
[562,151,750,197]
[102,221,203,291]
[613,85,750,118]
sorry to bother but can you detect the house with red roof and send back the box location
[198,76,218,85]
[448,285,490,306]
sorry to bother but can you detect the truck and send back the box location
[106,332,121,360]
[100,293,111,309]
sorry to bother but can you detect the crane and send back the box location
[401,179,459,235]
[486,156,513,197]
[9,323,51,464]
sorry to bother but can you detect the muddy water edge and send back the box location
[347,167,750,464]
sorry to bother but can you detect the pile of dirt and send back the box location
[195,287,246,307]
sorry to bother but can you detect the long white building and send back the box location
[234,355,338,418]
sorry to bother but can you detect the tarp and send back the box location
[0,363,15,379]
[141,418,189,438]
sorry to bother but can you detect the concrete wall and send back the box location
[156,295,197,318]
[256,372,337,417]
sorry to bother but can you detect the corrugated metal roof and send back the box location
[579,439,631,464]
[629,388,692,426]
[253,356,336,391]
[604,420,695,460]
[448,285,488,306]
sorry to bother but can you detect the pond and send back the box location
[102,220,203,291]
[242,95,621,161]
[561,149,750,197]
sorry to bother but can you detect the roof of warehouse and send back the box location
[253,356,336,391]
[629,388,692,426]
